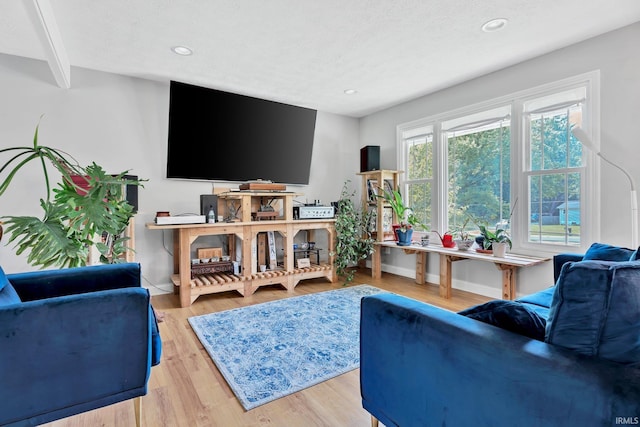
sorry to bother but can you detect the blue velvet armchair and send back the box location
[361,247,640,427]
[0,263,161,427]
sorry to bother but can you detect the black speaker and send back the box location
[360,145,380,172]
[200,194,218,216]
[122,174,139,213]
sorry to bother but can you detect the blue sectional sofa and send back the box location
[360,244,640,427]
[0,263,161,427]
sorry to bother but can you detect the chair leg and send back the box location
[133,396,142,427]
[371,415,379,427]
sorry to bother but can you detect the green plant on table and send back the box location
[451,216,473,241]
[331,181,375,284]
[377,188,428,232]
[0,121,144,268]
[477,223,512,250]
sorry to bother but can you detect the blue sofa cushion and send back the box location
[458,300,547,341]
[582,242,635,261]
[516,286,555,309]
[545,260,640,365]
[0,267,20,306]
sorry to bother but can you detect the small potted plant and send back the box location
[378,188,427,246]
[452,217,473,251]
[477,224,512,257]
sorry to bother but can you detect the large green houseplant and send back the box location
[0,123,143,268]
[331,181,375,284]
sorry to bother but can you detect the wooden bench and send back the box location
[371,241,549,300]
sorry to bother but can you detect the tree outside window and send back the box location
[526,98,584,246]
[403,129,433,231]
[446,118,511,235]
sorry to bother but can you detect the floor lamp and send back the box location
[571,127,638,248]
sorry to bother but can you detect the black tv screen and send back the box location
[167,81,317,185]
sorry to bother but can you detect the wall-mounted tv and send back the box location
[166,81,317,185]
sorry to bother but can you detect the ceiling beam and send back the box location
[24,0,71,88]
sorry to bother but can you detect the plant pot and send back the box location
[396,228,413,246]
[70,175,91,196]
[492,242,508,257]
[454,239,473,251]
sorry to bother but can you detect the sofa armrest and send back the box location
[553,253,584,282]
[7,263,142,301]
[0,287,153,426]
[360,293,640,427]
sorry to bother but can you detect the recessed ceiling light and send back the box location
[171,46,193,56]
[481,18,508,33]
[344,89,358,95]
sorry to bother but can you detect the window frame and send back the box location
[396,71,600,256]
[397,123,435,230]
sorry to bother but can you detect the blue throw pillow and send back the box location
[459,300,547,341]
[582,242,635,261]
[545,260,640,365]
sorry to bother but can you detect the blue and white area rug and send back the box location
[188,285,386,410]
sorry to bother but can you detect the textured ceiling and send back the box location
[2,1,640,117]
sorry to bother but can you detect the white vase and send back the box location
[492,242,508,257]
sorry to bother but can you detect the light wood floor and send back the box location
[45,269,490,427]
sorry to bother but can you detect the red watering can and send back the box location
[435,231,455,248]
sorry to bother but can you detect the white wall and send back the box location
[0,52,360,292]
[359,22,640,298]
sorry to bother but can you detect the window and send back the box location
[524,88,586,246]
[443,108,511,235]
[401,125,433,230]
[397,73,598,254]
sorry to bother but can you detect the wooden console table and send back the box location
[372,241,549,300]
[147,218,335,307]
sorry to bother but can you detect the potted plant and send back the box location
[477,224,512,257]
[377,188,428,246]
[451,217,473,251]
[0,122,144,268]
[331,181,375,284]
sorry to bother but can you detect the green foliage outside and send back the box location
[406,137,432,230]
[406,112,582,243]
[448,124,511,232]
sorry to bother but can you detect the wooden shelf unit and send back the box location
[357,170,401,242]
[216,190,301,222]
[147,191,335,307]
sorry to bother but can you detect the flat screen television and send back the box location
[166,81,317,185]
